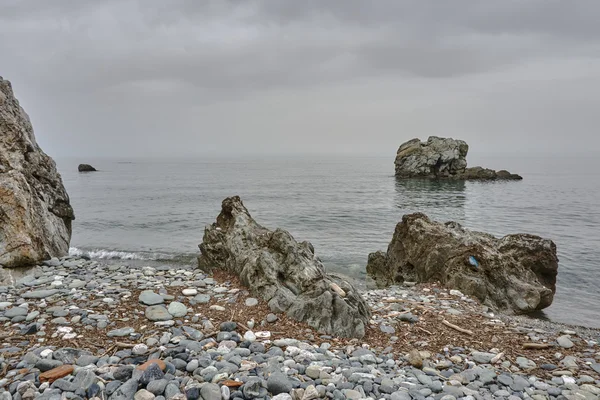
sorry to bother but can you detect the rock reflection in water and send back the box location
[394,178,467,223]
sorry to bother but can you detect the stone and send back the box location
[220,321,237,332]
[147,379,168,395]
[407,349,423,369]
[194,294,211,303]
[4,307,27,317]
[21,289,60,299]
[341,389,361,400]
[198,196,370,338]
[0,77,74,269]
[200,383,222,400]
[471,352,496,364]
[145,305,171,321]
[379,324,395,334]
[245,297,259,307]
[39,364,74,383]
[516,357,537,370]
[167,302,187,317]
[557,335,574,348]
[268,371,293,395]
[182,288,197,296]
[266,313,278,323]
[139,291,164,306]
[394,136,521,180]
[111,378,139,400]
[78,164,97,172]
[140,363,165,386]
[367,213,558,314]
[108,327,135,337]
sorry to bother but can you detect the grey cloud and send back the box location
[1,0,599,157]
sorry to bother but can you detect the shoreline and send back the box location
[1,257,598,399]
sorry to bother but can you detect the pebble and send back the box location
[245,297,259,307]
[557,335,575,348]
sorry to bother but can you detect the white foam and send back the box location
[68,247,175,261]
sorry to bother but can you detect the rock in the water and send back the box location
[366,213,558,314]
[198,196,370,338]
[78,164,97,172]
[394,136,522,180]
[0,77,75,268]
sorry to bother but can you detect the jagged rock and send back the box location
[198,196,370,338]
[366,213,558,314]
[394,136,522,180]
[78,164,97,172]
[0,77,74,268]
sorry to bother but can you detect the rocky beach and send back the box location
[1,257,599,400]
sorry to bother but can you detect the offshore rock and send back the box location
[394,136,522,180]
[366,213,558,314]
[78,163,97,172]
[198,196,370,338]
[0,77,74,268]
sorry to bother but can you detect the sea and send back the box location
[56,155,600,329]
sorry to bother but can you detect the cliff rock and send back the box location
[0,77,74,268]
[395,136,522,180]
[198,196,370,338]
[366,213,558,314]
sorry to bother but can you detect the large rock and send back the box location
[366,213,558,314]
[394,136,522,180]
[198,196,370,338]
[0,77,74,268]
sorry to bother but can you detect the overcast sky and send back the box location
[1,0,599,158]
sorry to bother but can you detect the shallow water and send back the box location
[57,155,600,328]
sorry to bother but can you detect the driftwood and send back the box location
[442,319,474,335]
[523,343,552,350]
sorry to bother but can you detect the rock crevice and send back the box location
[0,77,74,268]
[198,196,370,338]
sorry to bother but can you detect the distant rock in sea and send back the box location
[366,212,559,314]
[78,164,97,172]
[0,77,75,268]
[395,136,522,180]
[198,196,371,338]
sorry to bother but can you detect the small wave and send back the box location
[69,247,194,263]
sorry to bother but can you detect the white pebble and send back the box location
[182,288,198,296]
[244,331,257,342]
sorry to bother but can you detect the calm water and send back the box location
[56,155,600,328]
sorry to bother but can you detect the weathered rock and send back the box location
[366,213,558,314]
[78,164,97,172]
[198,196,370,338]
[394,136,522,180]
[0,77,75,268]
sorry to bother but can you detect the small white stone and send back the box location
[51,281,63,287]
[63,333,77,340]
[182,288,197,296]
[244,331,257,342]
[247,320,255,329]
[132,344,148,355]
[40,349,53,358]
